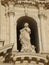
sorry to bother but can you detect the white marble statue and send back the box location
[19,23,35,53]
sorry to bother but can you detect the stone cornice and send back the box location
[1,0,49,9]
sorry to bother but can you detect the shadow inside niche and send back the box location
[17,16,39,53]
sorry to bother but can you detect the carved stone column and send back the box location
[38,4,47,53]
[8,1,17,51]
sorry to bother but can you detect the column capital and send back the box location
[38,4,47,19]
[1,0,15,17]
[4,2,15,17]
[38,4,45,15]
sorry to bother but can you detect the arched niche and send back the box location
[17,16,39,53]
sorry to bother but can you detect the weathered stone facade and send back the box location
[0,0,49,65]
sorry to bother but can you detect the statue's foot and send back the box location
[21,49,25,52]
[31,45,36,53]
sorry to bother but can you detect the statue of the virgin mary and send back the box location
[19,23,35,53]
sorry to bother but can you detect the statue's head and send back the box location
[24,23,29,27]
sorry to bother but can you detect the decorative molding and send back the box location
[1,0,49,9]
[1,52,48,65]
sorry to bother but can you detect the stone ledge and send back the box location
[0,43,13,53]
[11,52,48,64]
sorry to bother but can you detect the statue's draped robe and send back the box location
[19,27,32,51]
